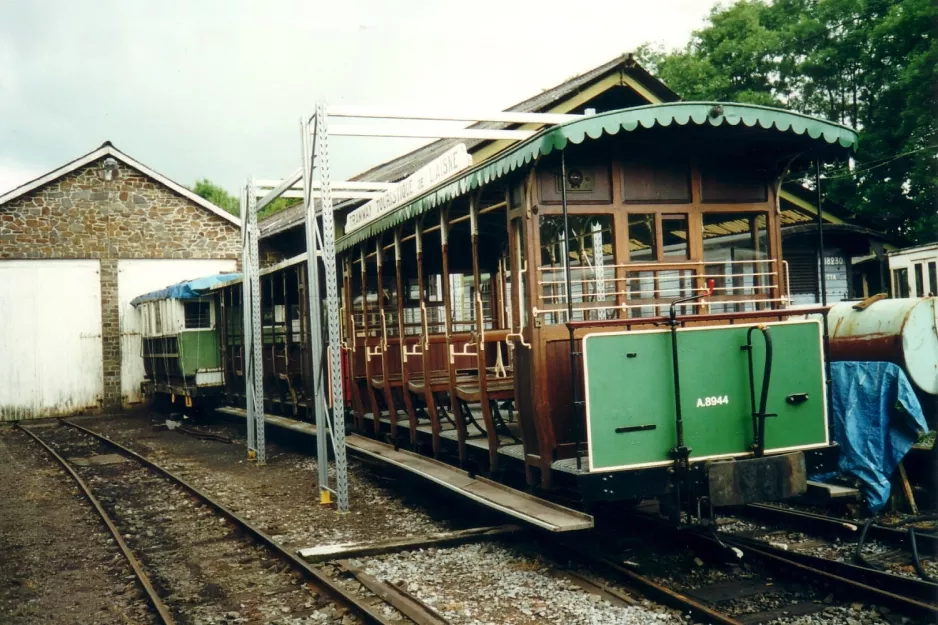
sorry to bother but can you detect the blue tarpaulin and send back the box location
[130,273,241,306]
[818,361,928,512]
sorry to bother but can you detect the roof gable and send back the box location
[0,142,241,227]
[350,54,677,185]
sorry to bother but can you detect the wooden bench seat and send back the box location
[407,372,480,394]
[406,371,449,393]
[454,378,515,402]
[370,372,404,389]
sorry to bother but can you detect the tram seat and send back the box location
[454,377,515,403]
[406,371,450,394]
[370,372,404,389]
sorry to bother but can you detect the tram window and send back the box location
[893,268,909,298]
[451,274,475,333]
[662,214,689,259]
[424,275,446,334]
[448,274,494,331]
[913,263,925,297]
[627,214,656,261]
[928,262,937,296]
[702,212,769,312]
[538,214,614,322]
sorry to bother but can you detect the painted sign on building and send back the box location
[345,144,473,233]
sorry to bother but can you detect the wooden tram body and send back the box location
[138,103,859,518]
[331,104,857,514]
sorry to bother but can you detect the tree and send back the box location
[191,179,239,216]
[190,179,302,219]
[637,0,937,243]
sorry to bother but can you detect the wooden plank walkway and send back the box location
[215,407,593,533]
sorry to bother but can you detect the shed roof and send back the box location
[259,53,676,239]
[0,141,242,227]
[130,273,242,306]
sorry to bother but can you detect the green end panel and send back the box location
[178,330,221,376]
[582,320,828,472]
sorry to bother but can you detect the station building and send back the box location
[0,142,241,419]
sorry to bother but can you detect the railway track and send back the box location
[730,502,938,580]
[596,508,938,624]
[16,419,434,625]
[23,413,936,624]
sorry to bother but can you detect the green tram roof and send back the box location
[335,102,858,252]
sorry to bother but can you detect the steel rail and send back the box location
[624,510,938,621]
[551,538,743,625]
[16,424,177,625]
[717,534,938,622]
[741,502,938,553]
[719,532,938,608]
[58,419,398,625]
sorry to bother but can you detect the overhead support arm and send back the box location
[329,126,535,141]
[256,179,396,191]
[328,106,584,125]
[256,168,303,212]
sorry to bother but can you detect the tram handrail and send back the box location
[535,297,792,317]
[563,306,831,331]
[539,258,778,272]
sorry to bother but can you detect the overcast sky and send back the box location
[0,0,721,196]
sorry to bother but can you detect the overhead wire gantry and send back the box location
[240,103,584,512]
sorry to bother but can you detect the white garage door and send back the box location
[118,259,237,406]
[0,260,103,420]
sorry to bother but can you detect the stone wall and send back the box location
[0,156,241,410]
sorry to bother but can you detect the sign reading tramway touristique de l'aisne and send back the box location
[345,144,473,233]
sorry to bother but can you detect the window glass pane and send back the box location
[702,212,770,312]
[662,214,689,259]
[538,214,615,323]
[914,263,925,298]
[928,262,937,297]
[626,268,694,317]
[450,274,473,333]
[628,213,656,262]
[404,275,443,335]
[184,301,211,329]
[893,268,909,298]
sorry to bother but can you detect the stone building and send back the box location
[0,141,241,419]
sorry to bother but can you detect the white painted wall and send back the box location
[0,260,103,420]
[117,259,236,406]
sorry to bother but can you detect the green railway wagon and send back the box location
[583,320,828,471]
[582,319,828,509]
[131,274,239,405]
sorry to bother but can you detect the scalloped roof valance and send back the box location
[336,102,858,252]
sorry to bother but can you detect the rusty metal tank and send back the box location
[828,297,938,395]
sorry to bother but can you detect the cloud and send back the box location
[0,0,718,195]
[0,160,44,196]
